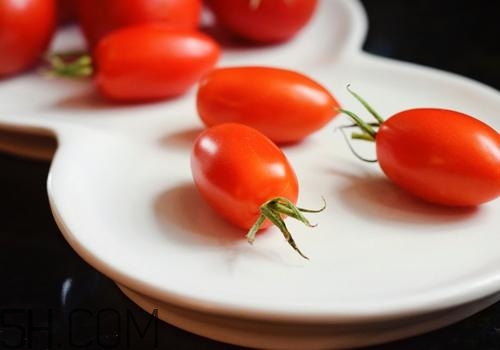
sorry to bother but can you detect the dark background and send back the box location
[1,0,500,349]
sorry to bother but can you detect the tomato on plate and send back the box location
[77,0,202,49]
[205,0,318,43]
[92,24,220,102]
[0,0,56,77]
[340,88,500,206]
[191,123,324,258]
[196,66,340,144]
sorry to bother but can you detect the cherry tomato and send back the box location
[205,0,317,43]
[196,67,340,144]
[191,123,322,258]
[341,90,500,206]
[77,0,202,49]
[94,24,220,102]
[191,123,298,229]
[0,0,56,77]
[376,109,500,206]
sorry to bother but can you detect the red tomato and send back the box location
[196,67,340,144]
[77,0,202,49]
[57,0,77,25]
[191,123,298,229]
[191,123,320,258]
[94,24,220,102]
[375,109,500,206]
[0,0,56,77]
[205,0,318,43]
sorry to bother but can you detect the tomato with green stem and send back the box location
[49,24,220,102]
[0,0,56,77]
[196,66,340,144]
[191,123,325,259]
[339,86,500,206]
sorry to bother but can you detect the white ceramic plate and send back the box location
[118,284,500,350]
[1,1,500,349]
[48,56,500,319]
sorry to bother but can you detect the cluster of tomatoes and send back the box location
[0,0,317,102]
[192,68,500,259]
[1,0,499,259]
[194,67,338,259]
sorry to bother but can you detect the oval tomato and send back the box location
[77,0,202,49]
[341,89,500,207]
[0,0,56,77]
[191,123,298,229]
[191,123,322,258]
[94,24,220,102]
[196,67,340,144]
[205,0,317,43]
[376,108,500,206]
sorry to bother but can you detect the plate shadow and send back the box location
[159,127,203,149]
[330,168,478,226]
[154,183,243,246]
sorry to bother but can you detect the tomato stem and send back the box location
[338,125,378,163]
[295,197,326,213]
[351,132,376,141]
[43,52,94,78]
[346,84,385,124]
[245,197,326,260]
[336,86,386,163]
[338,108,376,139]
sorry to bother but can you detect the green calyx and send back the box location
[346,85,385,124]
[246,197,326,260]
[43,52,94,78]
[337,85,386,162]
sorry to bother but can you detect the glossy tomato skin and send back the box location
[77,0,201,49]
[0,0,56,77]
[197,67,339,144]
[376,108,500,206]
[206,0,317,43]
[191,123,299,229]
[94,25,220,102]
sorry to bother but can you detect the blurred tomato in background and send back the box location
[205,0,317,43]
[93,24,220,102]
[0,0,56,77]
[76,0,202,49]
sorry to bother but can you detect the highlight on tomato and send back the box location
[196,66,340,144]
[190,123,325,259]
[205,0,318,43]
[339,86,500,207]
[76,0,202,49]
[0,0,56,77]
[49,24,220,102]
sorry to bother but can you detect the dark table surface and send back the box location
[1,1,500,349]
